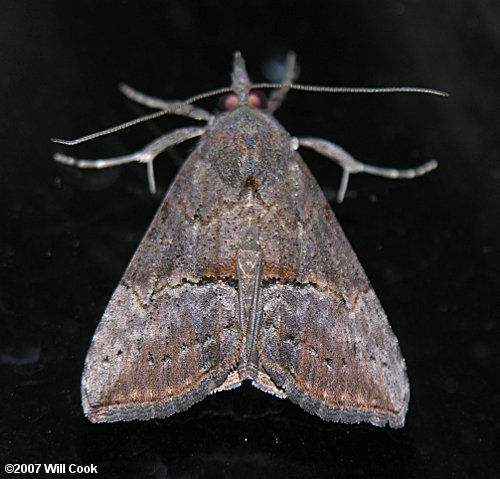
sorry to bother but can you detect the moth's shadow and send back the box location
[76,382,412,478]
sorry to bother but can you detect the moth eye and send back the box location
[248,91,267,109]
[219,91,267,111]
[219,93,239,111]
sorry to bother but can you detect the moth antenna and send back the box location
[251,83,449,97]
[51,53,447,147]
[50,86,235,147]
[184,87,234,103]
[51,109,178,146]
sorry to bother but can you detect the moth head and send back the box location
[224,51,269,112]
[218,90,267,112]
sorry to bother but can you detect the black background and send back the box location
[1,1,498,478]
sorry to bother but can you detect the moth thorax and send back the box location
[208,110,289,189]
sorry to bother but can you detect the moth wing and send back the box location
[81,148,243,423]
[256,152,410,428]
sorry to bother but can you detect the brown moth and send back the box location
[53,52,444,427]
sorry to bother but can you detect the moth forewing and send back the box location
[81,146,244,423]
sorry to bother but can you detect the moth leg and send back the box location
[267,51,297,114]
[54,126,206,194]
[119,83,213,122]
[296,137,437,202]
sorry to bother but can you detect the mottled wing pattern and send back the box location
[81,148,244,423]
[75,51,414,427]
[256,151,409,428]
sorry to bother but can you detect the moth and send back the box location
[53,52,445,428]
